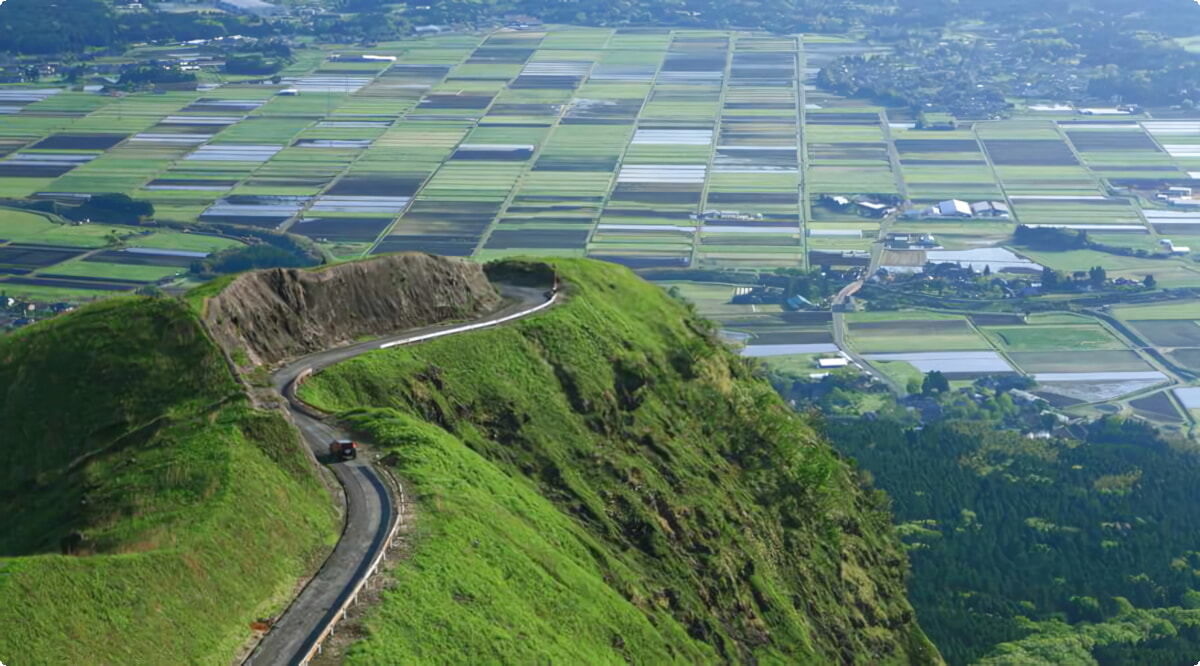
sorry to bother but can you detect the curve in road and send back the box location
[245,284,554,666]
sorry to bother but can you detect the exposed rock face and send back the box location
[203,254,501,366]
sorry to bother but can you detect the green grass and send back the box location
[1111,301,1200,321]
[48,259,184,282]
[651,280,761,315]
[0,208,120,248]
[0,297,338,663]
[1027,312,1094,325]
[872,360,926,389]
[127,230,244,253]
[850,331,992,353]
[300,258,940,665]
[982,324,1127,351]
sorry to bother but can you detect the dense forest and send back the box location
[830,417,1200,665]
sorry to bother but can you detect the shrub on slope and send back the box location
[301,258,941,665]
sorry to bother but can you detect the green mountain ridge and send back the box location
[0,257,941,664]
[300,258,941,664]
[0,298,339,664]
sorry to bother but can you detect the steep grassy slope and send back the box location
[301,258,941,664]
[0,298,338,663]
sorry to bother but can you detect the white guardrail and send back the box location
[294,291,557,664]
[379,291,558,350]
[297,465,405,666]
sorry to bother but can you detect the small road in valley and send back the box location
[831,278,903,395]
[245,284,554,666]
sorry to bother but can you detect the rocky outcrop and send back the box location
[203,254,501,366]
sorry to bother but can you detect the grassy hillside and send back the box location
[0,297,338,663]
[301,258,941,664]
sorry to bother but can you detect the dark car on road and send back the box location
[329,439,357,460]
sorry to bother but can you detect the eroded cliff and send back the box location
[203,253,501,366]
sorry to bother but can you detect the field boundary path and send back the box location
[244,284,556,666]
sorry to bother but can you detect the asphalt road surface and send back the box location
[830,279,902,394]
[245,285,551,666]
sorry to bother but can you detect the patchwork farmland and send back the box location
[665,275,1195,425]
[9,29,1200,295]
[2,28,1199,428]
[0,29,816,292]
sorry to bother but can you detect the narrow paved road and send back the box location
[831,279,902,394]
[245,285,553,666]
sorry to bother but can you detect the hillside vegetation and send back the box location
[833,419,1200,665]
[0,298,338,663]
[300,258,941,664]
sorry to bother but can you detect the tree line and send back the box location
[829,417,1200,664]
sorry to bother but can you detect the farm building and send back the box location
[930,199,972,218]
[330,54,397,63]
[1077,107,1132,115]
[885,232,938,248]
[698,209,763,222]
[817,357,850,369]
[1160,239,1191,255]
[970,201,1010,218]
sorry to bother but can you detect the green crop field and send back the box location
[0,208,121,247]
[1112,302,1200,321]
[0,207,243,299]
[1008,350,1153,374]
[845,317,992,353]
[982,324,1127,351]
[653,281,758,315]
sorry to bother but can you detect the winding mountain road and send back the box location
[244,284,554,666]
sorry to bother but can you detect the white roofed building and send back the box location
[937,199,972,218]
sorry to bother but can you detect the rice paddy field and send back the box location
[832,305,1186,411]
[0,28,820,282]
[0,206,242,298]
[722,310,837,356]
[7,28,1200,291]
[844,314,992,353]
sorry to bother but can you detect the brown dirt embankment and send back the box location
[203,254,501,366]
